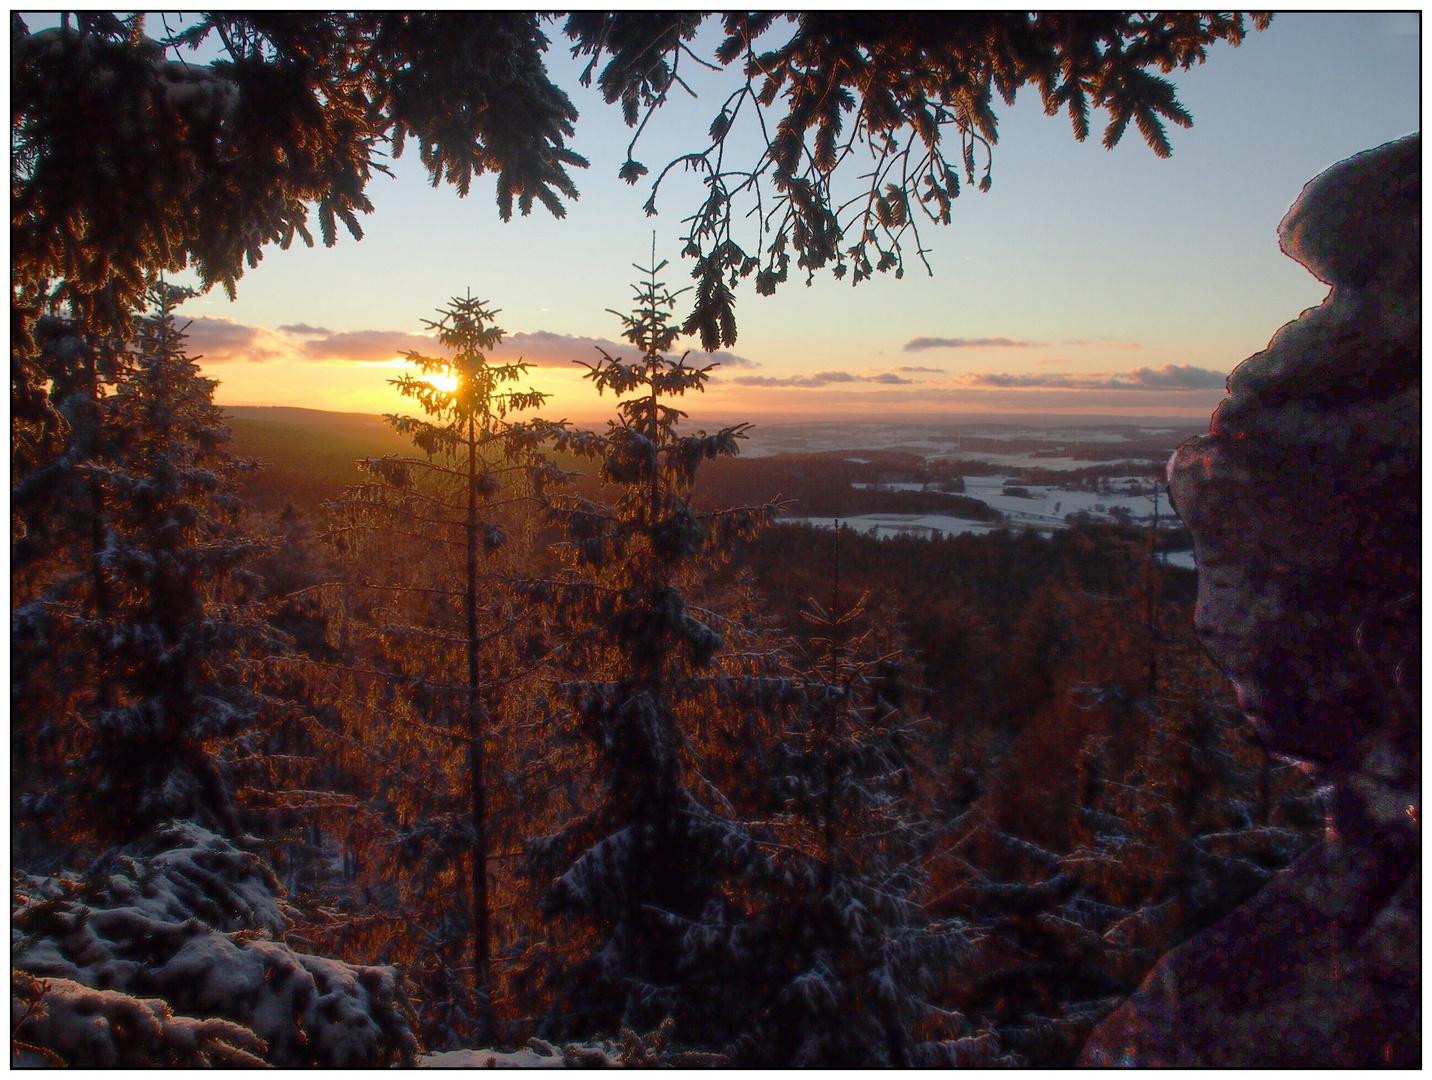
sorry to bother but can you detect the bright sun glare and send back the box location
[427,373,459,393]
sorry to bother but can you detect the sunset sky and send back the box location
[163,12,1419,425]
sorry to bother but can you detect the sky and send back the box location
[151,12,1419,425]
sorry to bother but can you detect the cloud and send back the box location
[1117,364,1225,389]
[493,330,759,370]
[180,315,288,363]
[1035,357,1071,366]
[728,375,831,388]
[895,365,946,373]
[300,329,445,363]
[948,363,1227,391]
[1063,338,1143,349]
[904,335,1047,351]
[176,315,763,372]
[726,370,913,388]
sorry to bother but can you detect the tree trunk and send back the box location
[466,416,493,1040]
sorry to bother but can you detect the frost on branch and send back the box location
[12,822,417,1068]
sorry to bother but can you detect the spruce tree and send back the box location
[327,292,548,1042]
[63,284,268,841]
[526,249,779,1042]
[13,316,132,856]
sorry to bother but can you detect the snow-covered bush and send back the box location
[12,821,417,1068]
[12,971,267,1068]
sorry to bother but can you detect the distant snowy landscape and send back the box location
[760,419,1203,568]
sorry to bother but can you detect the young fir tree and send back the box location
[325,292,548,1043]
[49,285,269,842]
[738,527,978,1067]
[525,251,780,1043]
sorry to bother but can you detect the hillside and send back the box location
[223,406,416,511]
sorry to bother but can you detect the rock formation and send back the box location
[1080,133,1420,1067]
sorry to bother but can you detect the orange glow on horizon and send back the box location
[205,352,1225,426]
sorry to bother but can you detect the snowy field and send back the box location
[957,474,1173,528]
[801,474,1188,542]
[939,451,1157,471]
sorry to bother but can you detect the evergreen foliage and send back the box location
[13,286,270,846]
[10,12,584,338]
[566,12,1272,346]
[523,252,780,1044]
[731,546,979,1067]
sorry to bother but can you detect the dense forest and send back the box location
[12,276,1325,1067]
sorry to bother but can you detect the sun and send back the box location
[427,372,459,393]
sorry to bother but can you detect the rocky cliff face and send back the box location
[1080,134,1420,1067]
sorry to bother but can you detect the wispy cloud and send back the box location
[895,364,946,373]
[726,370,914,388]
[177,317,760,370]
[301,329,441,363]
[498,330,760,370]
[904,335,1047,351]
[948,364,1226,391]
[1063,338,1143,349]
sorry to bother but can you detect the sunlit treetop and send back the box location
[385,293,548,463]
[12,11,1269,343]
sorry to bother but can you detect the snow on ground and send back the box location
[832,475,1180,535]
[787,514,1004,541]
[420,1030,725,1068]
[13,823,418,1068]
[785,472,1203,568]
[959,475,1169,528]
[423,1046,569,1068]
[939,451,1159,471]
